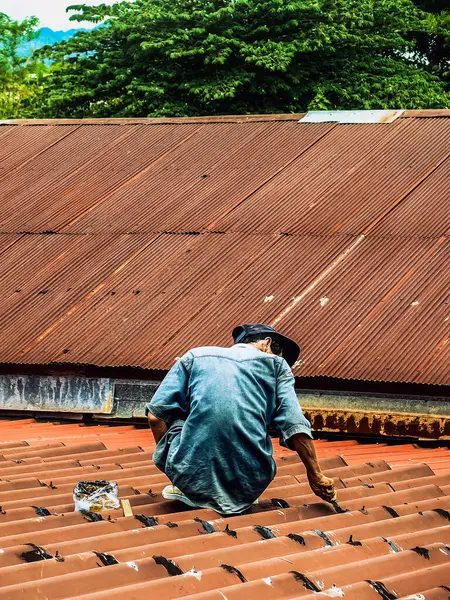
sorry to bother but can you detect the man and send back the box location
[147,323,336,516]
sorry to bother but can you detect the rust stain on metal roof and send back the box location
[0,114,448,385]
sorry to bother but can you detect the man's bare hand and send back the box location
[307,472,336,503]
[288,432,337,503]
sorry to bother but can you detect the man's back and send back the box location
[148,344,311,514]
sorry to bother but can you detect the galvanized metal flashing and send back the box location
[300,110,404,123]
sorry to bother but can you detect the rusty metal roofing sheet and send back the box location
[269,236,442,379]
[149,234,354,369]
[0,233,159,362]
[20,233,275,366]
[0,418,448,599]
[66,121,333,234]
[213,118,450,235]
[1,124,202,233]
[371,156,450,238]
[0,114,449,384]
[311,237,450,384]
[0,125,79,180]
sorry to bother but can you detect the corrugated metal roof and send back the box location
[0,112,450,384]
[0,419,448,598]
[214,118,450,235]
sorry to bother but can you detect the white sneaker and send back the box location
[162,485,199,508]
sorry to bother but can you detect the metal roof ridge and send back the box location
[1,109,450,126]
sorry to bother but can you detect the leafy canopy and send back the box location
[27,0,450,117]
[410,0,450,87]
[0,12,45,119]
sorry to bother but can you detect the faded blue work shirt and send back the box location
[147,343,312,515]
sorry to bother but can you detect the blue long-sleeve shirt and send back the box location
[147,343,312,515]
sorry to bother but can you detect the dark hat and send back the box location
[232,323,300,367]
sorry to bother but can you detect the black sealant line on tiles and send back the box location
[224,524,237,538]
[93,551,119,566]
[368,580,397,600]
[291,571,322,592]
[31,506,51,516]
[382,506,400,518]
[221,564,248,583]
[313,529,335,546]
[194,517,216,534]
[288,533,306,546]
[20,543,54,562]
[135,514,159,527]
[411,546,431,560]
[254,525,276,540]
[153,555,184,576]
[80,509,103,522]
[434,508,450,522]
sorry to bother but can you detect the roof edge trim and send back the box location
[1,109,449,126]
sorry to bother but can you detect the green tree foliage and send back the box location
[411,0,450,87]
[29,0,450,117]
[0,13,43,119]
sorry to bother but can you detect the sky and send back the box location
[2,0,119,30]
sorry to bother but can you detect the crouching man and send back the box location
[147,323,336,516]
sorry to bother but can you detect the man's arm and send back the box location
[272,359,336,503]
[147,412,168,444]
[289,432,336,502]
[146,353,191,444]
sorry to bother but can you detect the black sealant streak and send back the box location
[291,571,321,592]
[153,555,184,576]
[287,533,306,546]
[20,544,53,563]
[135,514,159,527]
[331,500,348,514]
[367,580,397,600]
[411,546,430,560]
[271,498,291,508]
[221,564,247,583]
[254,525,276,540]
[347,535,362,546]
[32,506,51,517]
[80,510,103,522]
[382,506,400,518]
[224,524,237,538]
[194,517,216,534]
[93,552,119,566]
[313,529,334,546]
[434,508,450,522]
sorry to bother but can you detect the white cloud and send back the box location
[2,0,120,31]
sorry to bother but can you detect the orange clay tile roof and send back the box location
[0,417,448,598]
[0,112,450,385]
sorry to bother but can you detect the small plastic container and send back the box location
[73,480,120,513]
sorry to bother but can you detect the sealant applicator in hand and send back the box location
[330,499,347,514]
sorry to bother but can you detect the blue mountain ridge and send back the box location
[19,27,88,56]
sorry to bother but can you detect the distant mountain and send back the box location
[20,27,88,56]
